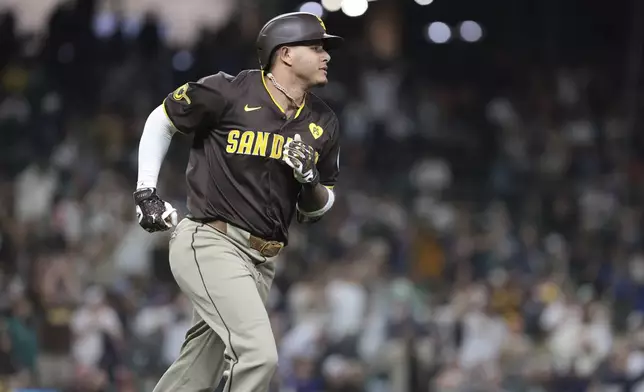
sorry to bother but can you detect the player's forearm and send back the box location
[136,105,178,189]
[297,184,335,216]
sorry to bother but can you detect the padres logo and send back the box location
[309,123,323,139]
[172,83,192,104]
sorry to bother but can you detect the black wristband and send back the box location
[133,187,157,204]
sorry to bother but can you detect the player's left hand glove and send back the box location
[282,134,319,186]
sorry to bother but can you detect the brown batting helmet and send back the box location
[256,12,343,70]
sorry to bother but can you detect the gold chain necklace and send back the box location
[266,73,303,107]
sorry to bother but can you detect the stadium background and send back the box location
[0,0,644,391]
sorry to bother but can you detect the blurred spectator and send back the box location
[5,294,38,388]
[36,251,78,389]
[0,318,17,390]
[14,159,58,226]
[70,285,123,391]
[458,286,507,378]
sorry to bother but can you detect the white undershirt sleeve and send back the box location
[136,105,178,189]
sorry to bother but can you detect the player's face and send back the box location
[290,42,330,87]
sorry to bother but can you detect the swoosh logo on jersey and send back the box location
[244,104,262,112]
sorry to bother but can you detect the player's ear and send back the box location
[278,46,294,67]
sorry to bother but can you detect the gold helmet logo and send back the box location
[316,16,327,32]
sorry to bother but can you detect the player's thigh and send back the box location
[169,221,276,358]
[256,260,277,305]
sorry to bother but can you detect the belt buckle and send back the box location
[259,241,283,258]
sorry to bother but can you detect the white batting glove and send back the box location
[282,134,319,185]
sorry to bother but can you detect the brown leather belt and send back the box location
[204,220,284,258]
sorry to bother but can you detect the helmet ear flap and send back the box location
[263,45,285,71]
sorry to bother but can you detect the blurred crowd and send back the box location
[1,0,644,391]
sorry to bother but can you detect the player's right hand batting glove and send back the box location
[283,134,319,186]
[133,188,178,233]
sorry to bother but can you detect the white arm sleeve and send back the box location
[136,105,178,189]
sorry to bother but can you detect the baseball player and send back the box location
[133,12,342,392]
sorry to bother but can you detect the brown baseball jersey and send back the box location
[162,69,340,244]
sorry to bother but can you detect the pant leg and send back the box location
[152,308,227,392]
[168,219,278,392]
